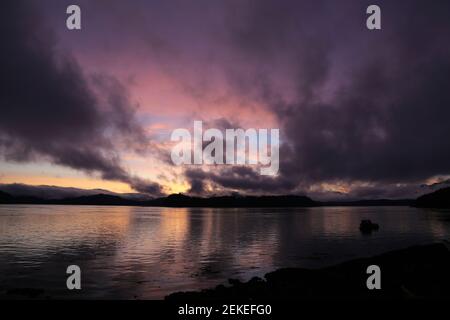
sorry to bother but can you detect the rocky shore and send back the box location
[166,242,450,300]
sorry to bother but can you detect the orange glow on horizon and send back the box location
[0,175,134,194]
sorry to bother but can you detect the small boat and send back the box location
[360,219,379,233]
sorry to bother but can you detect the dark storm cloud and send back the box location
[273,0,450,185]
[185,169,207,195]
[3,0,449,199]
[181,0,450,196]
[186,167,296,195]
[78,0,447,197]
[150,0,449,197]
[0,0,162,195]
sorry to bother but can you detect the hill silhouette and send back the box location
[0,190,44,204]
[55,194,139,206]
[1,187,448,208]
[0,190,13,202]
[0,191,316,207]
[146,194,316,207]
[414,187,450,208]
[320,199,413,206]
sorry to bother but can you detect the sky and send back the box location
[1,0,450,200]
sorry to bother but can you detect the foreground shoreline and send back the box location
[2,243,449,300]
[166,242,450,300]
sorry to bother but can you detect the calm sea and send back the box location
[0,205,449,299]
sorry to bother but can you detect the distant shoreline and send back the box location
[0,191,414,208]
[0,203,415,208]
[1,186,449,208]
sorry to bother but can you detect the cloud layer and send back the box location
[2,0,450,199]
[0,0,162,195]
[155,0,450,197]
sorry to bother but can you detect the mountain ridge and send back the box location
[414,187,450,208]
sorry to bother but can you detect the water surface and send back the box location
[0,205,449,299]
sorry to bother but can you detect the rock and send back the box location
[360,219,379,233]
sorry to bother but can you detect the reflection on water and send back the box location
[0,205,449,299]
